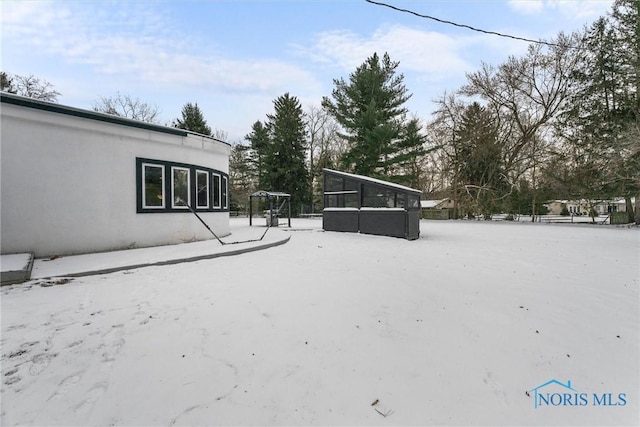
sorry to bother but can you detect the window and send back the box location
[171,167,190,208]
[222,176,228,209]
[325,175,344,192]
[142,163,165,209]
[397,194,406,209]
[212,173,221,208]
[136,158,229,213]
[324,191,358,208]
[196,170,209,208]
[324,175,359,208]
[362,185,396,208]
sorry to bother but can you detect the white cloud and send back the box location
[506,0,545,15]
[1,1,321,97]
[544,0,614,20]
[507,0,613,20]
[295,24,472,80]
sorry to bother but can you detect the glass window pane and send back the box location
[212,174,221,208]
[172,167,190,208]
[345,193,358,208]
[222,176,228,209]
[362,185,395,208]
[143,164,164,208]
[325,175,343,192]
[196,171,209,208]
[344,179,358,191]
[397,194,406,209]
[325,194,337,208]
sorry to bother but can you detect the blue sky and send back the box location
[2,0,614,142]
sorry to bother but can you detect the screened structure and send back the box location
[248,191,291,227]
[323,169,422,240]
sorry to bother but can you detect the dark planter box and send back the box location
[324,208,421,240]
[359,209,407,238]
[323,208,359,233]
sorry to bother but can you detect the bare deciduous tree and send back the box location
[462,32,582,220]
[93,92,161,124]
[3,73,60,102]
[306,105,344,210]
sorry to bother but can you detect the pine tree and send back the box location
[388,117,428,188]
[1,72,15,93]
[173,102,211,135]
[264,93,310,214]
[560,0,639,222]
[322,52,411,178]
[244,120,270,189]
[454,102,504,218]
[228,143,256,214]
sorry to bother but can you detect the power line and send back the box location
[364,0,571,49]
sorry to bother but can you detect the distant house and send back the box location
[421,198,455,219]
[545,200,583,215]
[420,198,453,209]
[545,198,636,216]
[593,198,636,215]
[1,93,231,257]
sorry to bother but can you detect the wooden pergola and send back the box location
[248,190,291,227]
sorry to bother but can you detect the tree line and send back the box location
[233,0,638,223]
[2,0,638,222]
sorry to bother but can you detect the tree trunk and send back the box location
[634,192,640,225]
[626,195,635,224]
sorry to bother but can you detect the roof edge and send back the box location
[1,92,196,139]
[323,168,422,194]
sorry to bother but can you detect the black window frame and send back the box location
[136,157,229,213]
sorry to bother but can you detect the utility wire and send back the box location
[364,0,573,49]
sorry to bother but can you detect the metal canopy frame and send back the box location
[249,190,291,227]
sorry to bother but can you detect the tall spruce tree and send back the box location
[455,102,504,218]
[264,93,310,214]
[245,120,270,189]
[388,117,428,188]
[174,102,211,135]
[322,52,411,178]
[228,143,256,214]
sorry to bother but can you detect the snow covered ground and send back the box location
[1,218,638,426]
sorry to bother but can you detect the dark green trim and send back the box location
[136,157,229,214]
[2,92,187,137]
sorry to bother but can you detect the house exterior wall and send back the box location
[1,96,231,257]
[545,201,582,215]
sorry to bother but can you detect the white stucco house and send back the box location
[1,93,231,257]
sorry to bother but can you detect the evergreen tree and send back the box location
[1,71,15,93]
[264,93,310,214]
[173,102,212,135]
[322,52,411,178]
[388,117,429,188]
[559,0,639,222]
[228,142,256,214]
[454,102,504,218]
[244,120,270,189]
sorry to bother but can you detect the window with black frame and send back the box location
[362,185,397,208]
[196,170,209,208]
[324,175,359,208]
[142,163,165,209]
[136,158,228,213]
